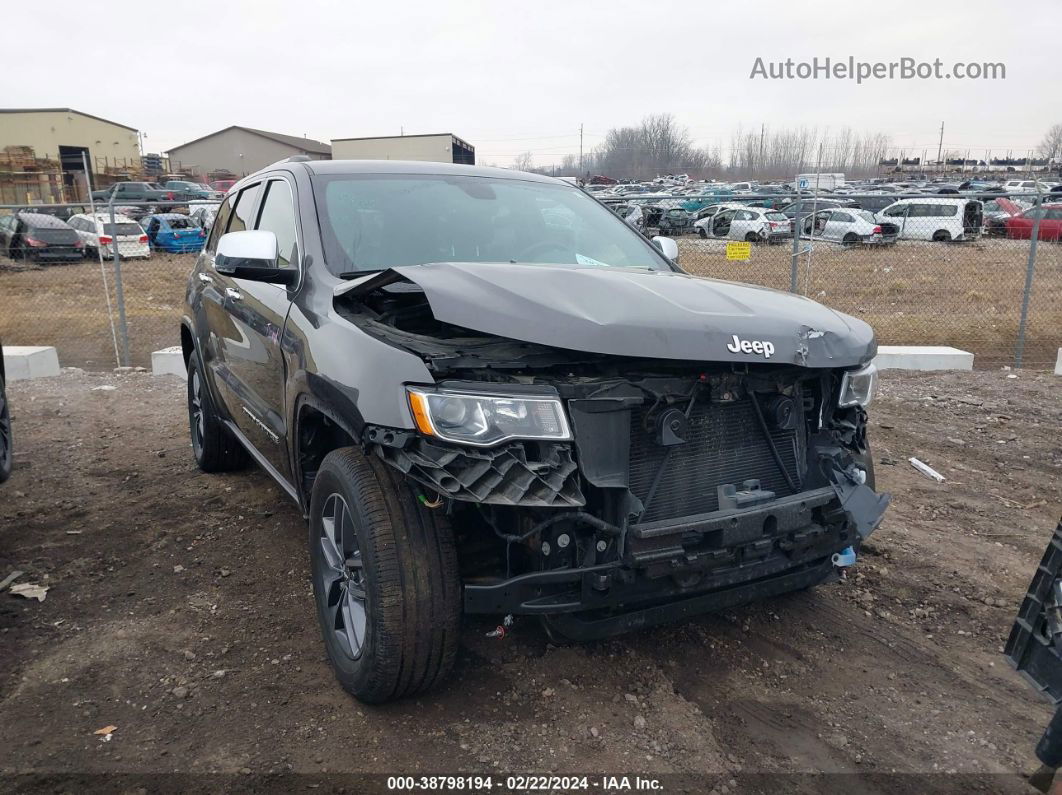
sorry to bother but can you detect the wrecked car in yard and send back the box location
[180,159,889,703]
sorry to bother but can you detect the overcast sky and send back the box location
[2,0,1056,167]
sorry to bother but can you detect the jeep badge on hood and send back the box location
[726,334,775,358]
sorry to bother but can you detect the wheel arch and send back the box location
[292,392,363,512]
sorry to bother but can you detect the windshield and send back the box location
[103,222,142,236]
[314,173,671,275]
[852,210,877,223]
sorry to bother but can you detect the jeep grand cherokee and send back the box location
[180,159,889,703]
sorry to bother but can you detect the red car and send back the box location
[1004,203,1062,241]
[209,179,237,193]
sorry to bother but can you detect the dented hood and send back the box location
[341,262,876,368]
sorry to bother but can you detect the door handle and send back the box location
[197,272,213,283]
[225,287,242,301]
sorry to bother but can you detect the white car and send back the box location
[694,206,792,243]
[1002,179,1053,194]
[800,208,898,246]
[875,198,983,242]
[67,213,150,259]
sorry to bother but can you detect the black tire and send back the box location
[309,448,461,703]
[0,372,12,484]
[842,233,860,246]
[186,353,247,472]
[932,230,951,242]
[697,227,707,239]
[745,232,759,243]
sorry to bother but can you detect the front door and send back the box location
[222,177,300,480]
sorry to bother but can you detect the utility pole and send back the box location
[937,121,944,174]
[579,124,583,172]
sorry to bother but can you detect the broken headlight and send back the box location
[838,363,877,408]
[406,387,572,447]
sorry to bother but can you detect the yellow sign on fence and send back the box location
[726,242,752,261]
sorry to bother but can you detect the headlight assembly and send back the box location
[838,363,877,408]
[406,387,572,446]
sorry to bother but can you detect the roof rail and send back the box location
[285,155,312,162]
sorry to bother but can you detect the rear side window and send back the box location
[205,200,233,252]
[254,179,298,269]
[832,212,854,223]
[226,184,261,235]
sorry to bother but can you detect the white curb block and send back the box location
[2,346,61,381]
[873,345,974,372]
[1055,348,1062,376]
[151,346,187,378]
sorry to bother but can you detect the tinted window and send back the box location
[882,204,907,217]
[832,212,854,223]
[254,179,298,269]
[206,198,233,252]
[226,183,261,234]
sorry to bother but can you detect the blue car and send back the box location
[142,213,206,253]
[680,188,735,212]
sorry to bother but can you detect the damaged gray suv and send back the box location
[181,159,889,703]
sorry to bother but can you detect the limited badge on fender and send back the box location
[726,334,775,358]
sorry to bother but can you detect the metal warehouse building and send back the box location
[331,133,475,164]
[166,126,332,178]
[0,107,141,165]
[0,108,141,202]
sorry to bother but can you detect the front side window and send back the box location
[313,174,673,276]
[254,179,298,269]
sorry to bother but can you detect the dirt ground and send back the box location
[1,236,1059,371]
[0,368,1059,792]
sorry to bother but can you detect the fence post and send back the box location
[789,189,801,293]
[108,198,132,366]
[1014,190,1043,369]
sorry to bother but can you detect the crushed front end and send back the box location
[341,265,890,640]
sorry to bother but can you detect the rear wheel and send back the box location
[309,448,461,703]
[0,371,12,483]
[745,232,759,243]
[932,230,952,242]
[186,353,247,472]
[842,233,860,246]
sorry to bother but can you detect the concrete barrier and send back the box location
[1055,348,1061,376]
[151,346,187,378]
[873,345,974,372]
[2,346,61,381]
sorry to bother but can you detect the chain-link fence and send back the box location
[0,189,1059,370]
[0,198,217,368]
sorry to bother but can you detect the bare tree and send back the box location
[512,151,535,172]
[1038,123,1062,161]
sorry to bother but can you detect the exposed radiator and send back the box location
[629,399,802,524]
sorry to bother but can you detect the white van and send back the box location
[875,198,983,242]
[67,213,150,258]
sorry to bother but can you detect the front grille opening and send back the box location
[629,399,802,524]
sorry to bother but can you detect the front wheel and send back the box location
[309,448,461,703]
[932,230,952,242]
[745,232,759,243]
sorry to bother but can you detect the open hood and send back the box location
[340,262,876,368]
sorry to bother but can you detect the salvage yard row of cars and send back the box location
[600,176,1062,245]
[0,209,207,261]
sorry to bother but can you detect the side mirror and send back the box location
[214,230,295,285]
[652,235,679,263]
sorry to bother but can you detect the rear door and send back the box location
[196,183,261,428]
[220,176,301,479]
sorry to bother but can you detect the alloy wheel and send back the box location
[189,369,205,454]
[317,493,367,660]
